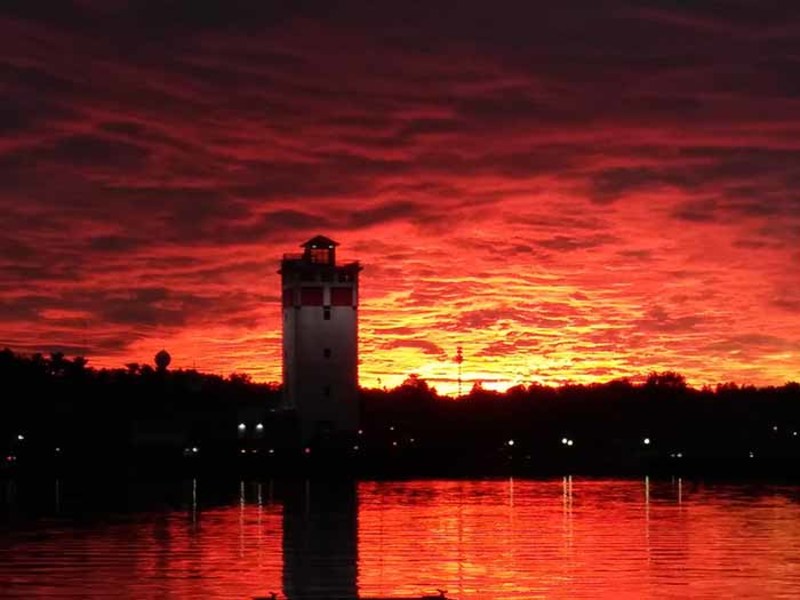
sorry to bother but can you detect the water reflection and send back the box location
[281,480,357,599]
[1,478,800,599]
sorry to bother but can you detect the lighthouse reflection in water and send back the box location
[3,479,800,599]
[282,480,358,599]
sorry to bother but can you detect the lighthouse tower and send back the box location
[280,235,362,443]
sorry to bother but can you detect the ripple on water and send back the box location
[1,479,800,599]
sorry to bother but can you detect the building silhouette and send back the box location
[280,235,362,444]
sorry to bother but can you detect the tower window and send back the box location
[323,307,331,320]
[300,286,324,305]
[323,348,331,358]
[309,248,332,264]
[331,287,353,306]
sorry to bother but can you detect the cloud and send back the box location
[634,305,711,334]
[38,133,149,169]
[589,168,663,204]
[381,339,447,358]
[673,200,719,223]
[1,2,799,388]
[535,234,618,252]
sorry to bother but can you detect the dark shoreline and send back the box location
[4,349,799,490]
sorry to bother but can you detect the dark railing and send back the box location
[281,255,360,269]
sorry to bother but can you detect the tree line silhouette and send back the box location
[1,348,280,473]
[2,348,799,476]
[361,372,800,475]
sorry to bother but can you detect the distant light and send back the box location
[6,455,15,462]
[749,451,755,458]
[358,429,364,435]
[353,445,359,451]
[55,447,61,453]
[567,439,574,447]
[676,452,683,458]
[268,448,275,455]
[507,439,515,447]
[304,447,311,455]
[773,425,778,431]
[392,441,398,447]
[238,423,246,431]
[17,434,24,441]
[561,437,568,445]
[409,438,415,443]
[389,426,395,432]
[251,449,258,454]
[794,431,798,437]
[255,423,264,431]
[192,447,199,453]
[643,437,651,445]
[241,449,246,454]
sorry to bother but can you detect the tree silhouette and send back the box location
[1,347,798,475]
[125,362,141,376]
[49,352,67,377]
[645,371,687,390]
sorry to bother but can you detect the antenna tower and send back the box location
[456,345,464,397]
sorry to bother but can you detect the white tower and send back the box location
[280,235,362,443]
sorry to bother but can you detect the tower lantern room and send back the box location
[280,235,362,443]
[304,235,336,265]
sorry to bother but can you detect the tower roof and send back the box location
[301,235,339,248]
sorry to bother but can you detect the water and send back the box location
[2,478,800,599]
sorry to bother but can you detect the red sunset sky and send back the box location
[1,2,798,393]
